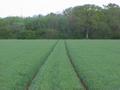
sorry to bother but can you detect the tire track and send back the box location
[26,40,59,90]
[64,40,88,90]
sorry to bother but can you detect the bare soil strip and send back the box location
[64,40,88,90]
[26,40,59,90]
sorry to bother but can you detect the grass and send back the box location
[66,40,120,90]
[0,40,120,90]
[0,40,57,90]
[29,41,84,90]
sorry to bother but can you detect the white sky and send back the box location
[0,0,120,17]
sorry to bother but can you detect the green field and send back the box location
[0,40,120,90]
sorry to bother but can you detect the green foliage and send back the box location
[0,3,120,39]
[17,30,36,39]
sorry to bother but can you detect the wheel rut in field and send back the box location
[26,40,59,90]
[64,41,88,90]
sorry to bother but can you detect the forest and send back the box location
[0,3,120,39]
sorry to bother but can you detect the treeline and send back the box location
[0,3,120,39]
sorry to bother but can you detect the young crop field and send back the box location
[0,40,120,90]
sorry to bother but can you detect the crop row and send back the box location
[66,40,120,90]
[29,41,84,90]
[0,40,57,90]
[1,40,120,90]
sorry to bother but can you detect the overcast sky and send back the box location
[0,0,120,17]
